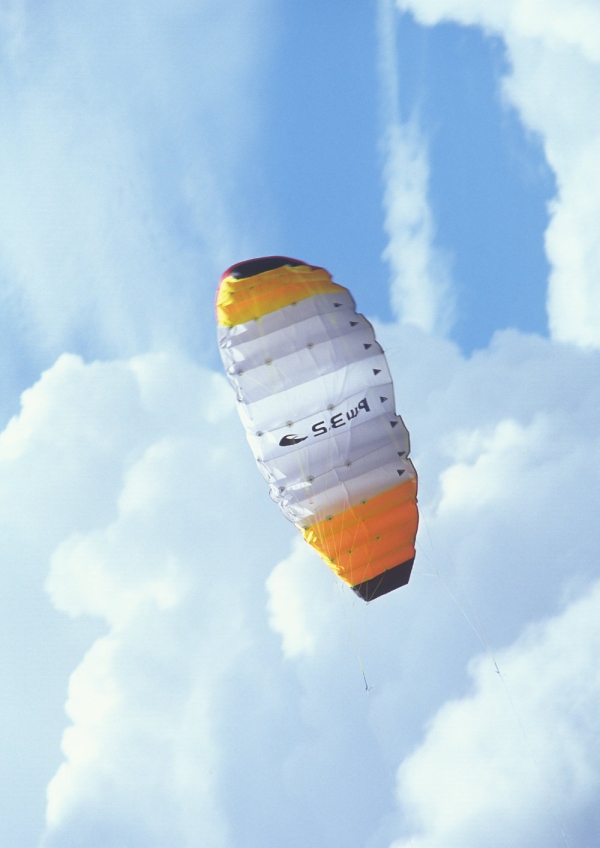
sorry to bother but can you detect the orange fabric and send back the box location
[303,477,417,543]
[216,264,346,327]
[319,521,416,586]
[301,478,418,587]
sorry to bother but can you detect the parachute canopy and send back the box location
[216,256,418,601]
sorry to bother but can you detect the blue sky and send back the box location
[260,5,554,350]
[1,1,600,847]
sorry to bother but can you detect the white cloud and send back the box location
[391,578,600,848]
[395,0,600,61]
[0,350,289,846]
[0,0,271,364]
[437,415,555,514]
[378,0,455,335]
[266,536,337,660]
[381,120,455,335]
[2,320,600,848]
[360,323,600,846]
[395,0,600,348]
[0,350,286,846]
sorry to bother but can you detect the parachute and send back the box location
[216,256,418,600]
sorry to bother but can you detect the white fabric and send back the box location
[276,458,415,527]
[219,289,414,530]
[228,327,381,404]
[237,354,392,432]
[254,400,409,481]
[219,310,373,371]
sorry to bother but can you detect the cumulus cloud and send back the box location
[395,0,600,348]
[345,326,598,848]
[3,309,600,848]
[373,1,600,840]
[266,536,337,660]
[374,5,600,834]
[392,578,600,848]
[282,322,600,848]
[0,350,392,847]
[0,350,293,846]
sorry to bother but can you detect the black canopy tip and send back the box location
[226,256,305,280]
[351,558,414,602]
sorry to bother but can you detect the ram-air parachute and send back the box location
[216,256,418,600]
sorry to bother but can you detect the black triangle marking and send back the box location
[350,321,359,327]
[390,420,398,428]
[363,343,372,349]
[397,451,405,457]
[397,469,405,477]
[380,396,388,403]
[334,302,343,307]
[373,368,381,375]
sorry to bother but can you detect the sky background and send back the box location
[1,1,600,846]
